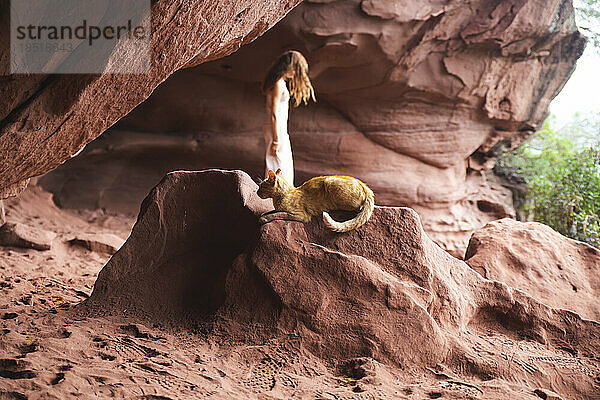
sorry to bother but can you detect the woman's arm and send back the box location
[268,82,285,156]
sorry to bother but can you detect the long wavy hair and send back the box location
[262,50,316,107]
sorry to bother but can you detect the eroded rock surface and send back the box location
[88,170,273,323]
[86,170,600,398]
[465,218,600,321]
[0,223,56,251]
[68,233,125,255]
[0,201,5,227]
[40,0,585,256]
[0,0,300,199]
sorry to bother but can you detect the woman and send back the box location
[262,50,316,186]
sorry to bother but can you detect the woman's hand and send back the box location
[270,141,280,156]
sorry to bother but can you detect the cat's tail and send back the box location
[322,186,374,232]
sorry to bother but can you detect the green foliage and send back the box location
[576,0,600,47]
[497,116,600,247]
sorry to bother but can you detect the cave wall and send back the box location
[39,0,585,256]
[0,0,301,198]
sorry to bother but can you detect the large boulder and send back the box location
[0,0,300,199]
[88,169,272,323]
[86,169,600,398]
[0,222,56,251]
[40,0,585,256]
[465,218,600,321]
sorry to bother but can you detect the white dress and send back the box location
[263,79,294,186]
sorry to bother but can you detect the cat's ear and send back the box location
[276,168,281,175]
[268,170,276,181]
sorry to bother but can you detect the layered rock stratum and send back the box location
[86,169,600,399]
[38,0,586,256]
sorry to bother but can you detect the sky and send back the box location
[550,45,600,124]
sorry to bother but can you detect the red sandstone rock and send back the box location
[40,0,585,256]
[465,218,600,322]
[0,180,31,201]
[87,170,600,398]
[89,170,273,323]
[68,233,125,255]
[0,223,56,251]
[0,0,300,199]
[0,200,5,227]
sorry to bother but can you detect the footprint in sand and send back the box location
[0,358,36,379]
[94,334,160,359]
[17,342,39,356]
[0,391,28,400]
[2,312,18,320]
[50,371,65,385]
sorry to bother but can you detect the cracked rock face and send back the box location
[0,0,300,198]
[87,170,600,399]
[39,0,585,256]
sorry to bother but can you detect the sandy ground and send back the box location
[0,184,589,399]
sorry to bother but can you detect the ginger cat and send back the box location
[257,169,374,232]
